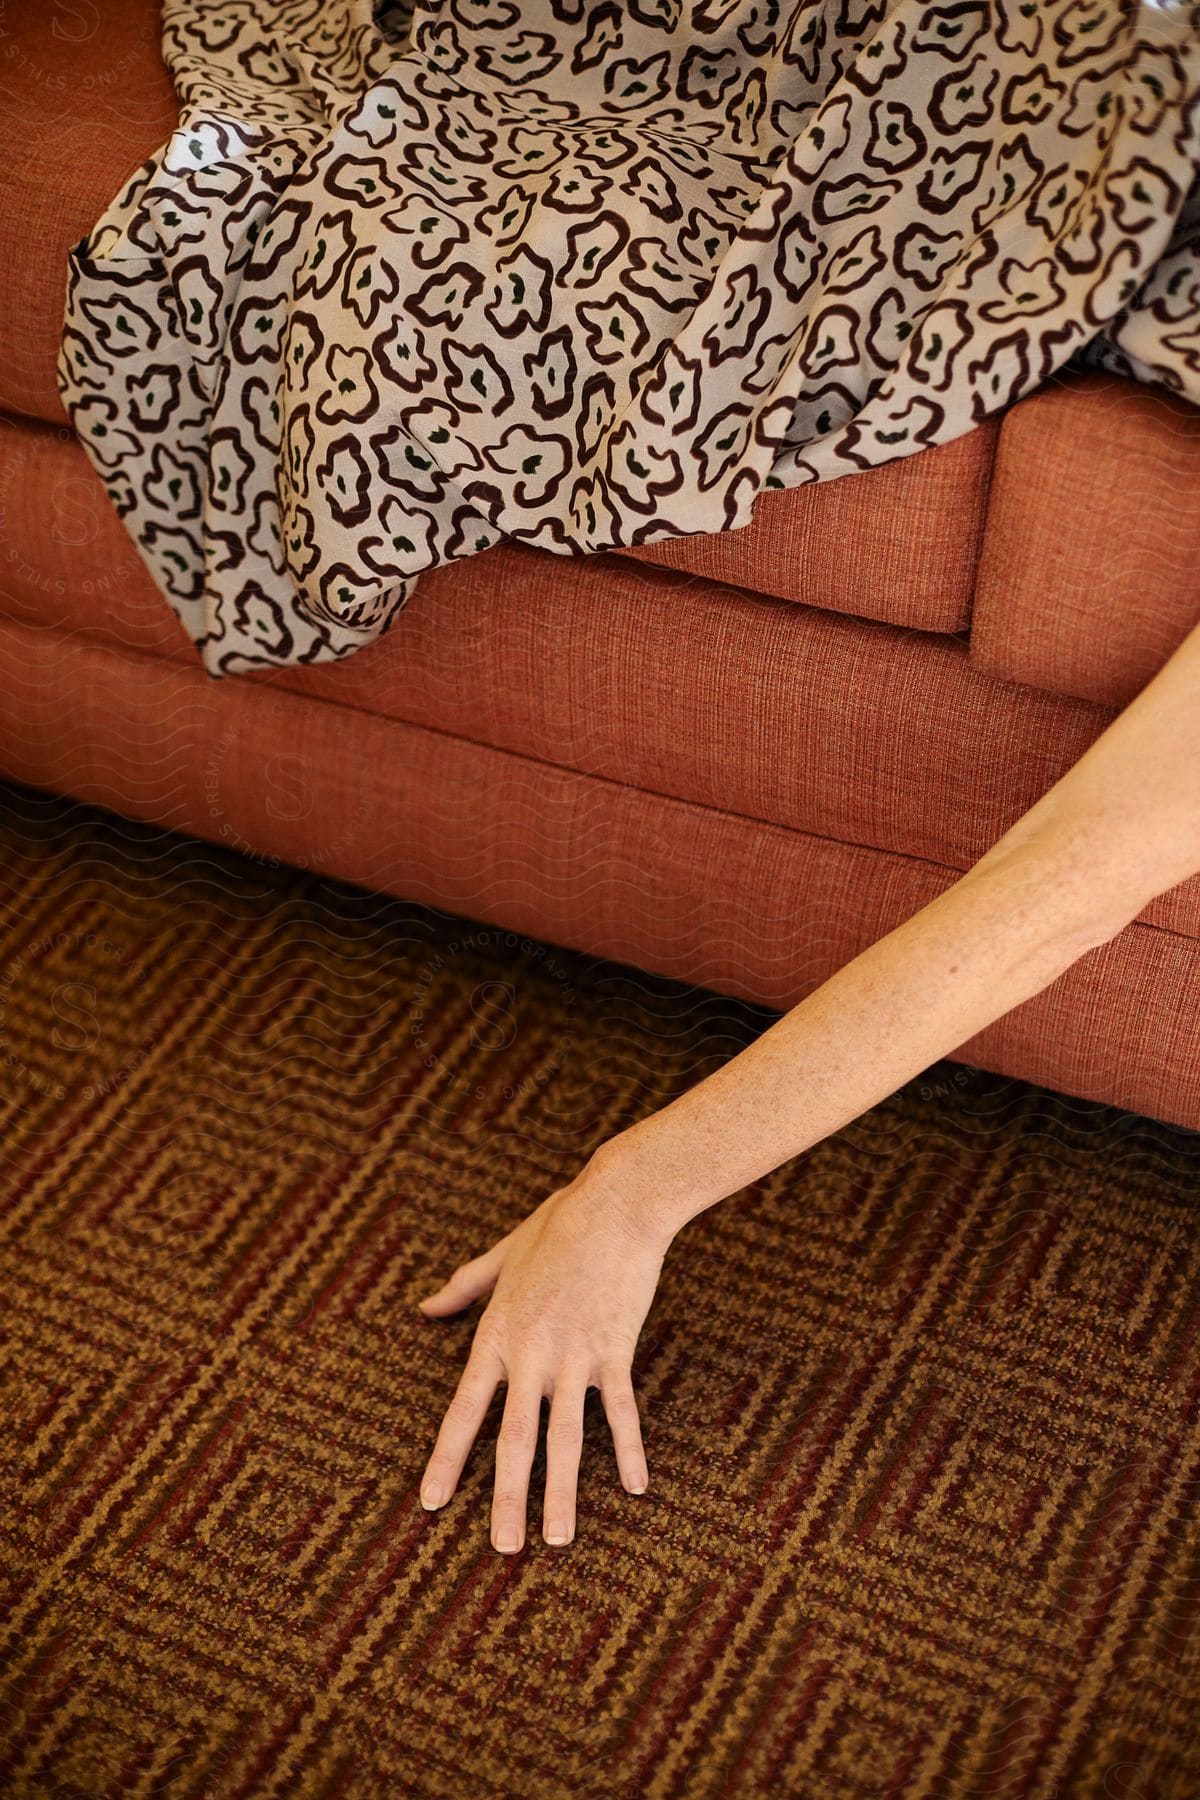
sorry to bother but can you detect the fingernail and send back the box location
[421,1483,445,1510]
[545,1523,572,1545]
[495,1529,521,1553]
[627,1482,647,1495]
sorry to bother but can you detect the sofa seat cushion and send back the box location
[971,371,1200,709]
[0,0,178,428]
[618,418,996,635]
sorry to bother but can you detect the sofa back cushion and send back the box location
[971,372,1200,709]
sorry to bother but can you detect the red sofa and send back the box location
[3,2,1199,1127]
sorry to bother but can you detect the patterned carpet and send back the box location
[1,778,1199,1799]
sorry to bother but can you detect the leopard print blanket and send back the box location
[57,1,1200,677]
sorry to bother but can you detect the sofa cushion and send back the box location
[618,418,996,636]
[971,371,1200,709]
[0,1,178,427]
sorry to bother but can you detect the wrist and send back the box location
[584,1125,697,1252]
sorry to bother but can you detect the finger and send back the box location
[420,1342,503,1510]
[601,1365,649,1496]
[542,1367,588,1547]
[491,1377,543,1555]
[418,1246,503,1317]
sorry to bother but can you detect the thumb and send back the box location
[417,1247,503,1317]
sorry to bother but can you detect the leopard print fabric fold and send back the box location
[57,1,1200,677]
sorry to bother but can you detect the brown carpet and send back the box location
[1,779,1198,1799]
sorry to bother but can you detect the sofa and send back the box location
[2,2,1199,1129]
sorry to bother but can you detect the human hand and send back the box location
[416,1150,672,1552]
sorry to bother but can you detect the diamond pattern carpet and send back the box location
[1,779,1198,1798]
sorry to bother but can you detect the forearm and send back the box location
[599,618,1200,1245]
[601,835,1113,1239]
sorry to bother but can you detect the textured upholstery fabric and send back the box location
[0,416,192,663]
[0,613,1196,1129]
[2,422,1199,949]
[618,419,995,634]
[0,1,178,426]
[972,371,1200,708]
[0,414,1192,934]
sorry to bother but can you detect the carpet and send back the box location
[1,779,1198,1798]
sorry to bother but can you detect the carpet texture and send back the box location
[1,780,1198,1799]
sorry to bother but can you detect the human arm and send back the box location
[604,611,1200,1240]
[418,615,1200,1553]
